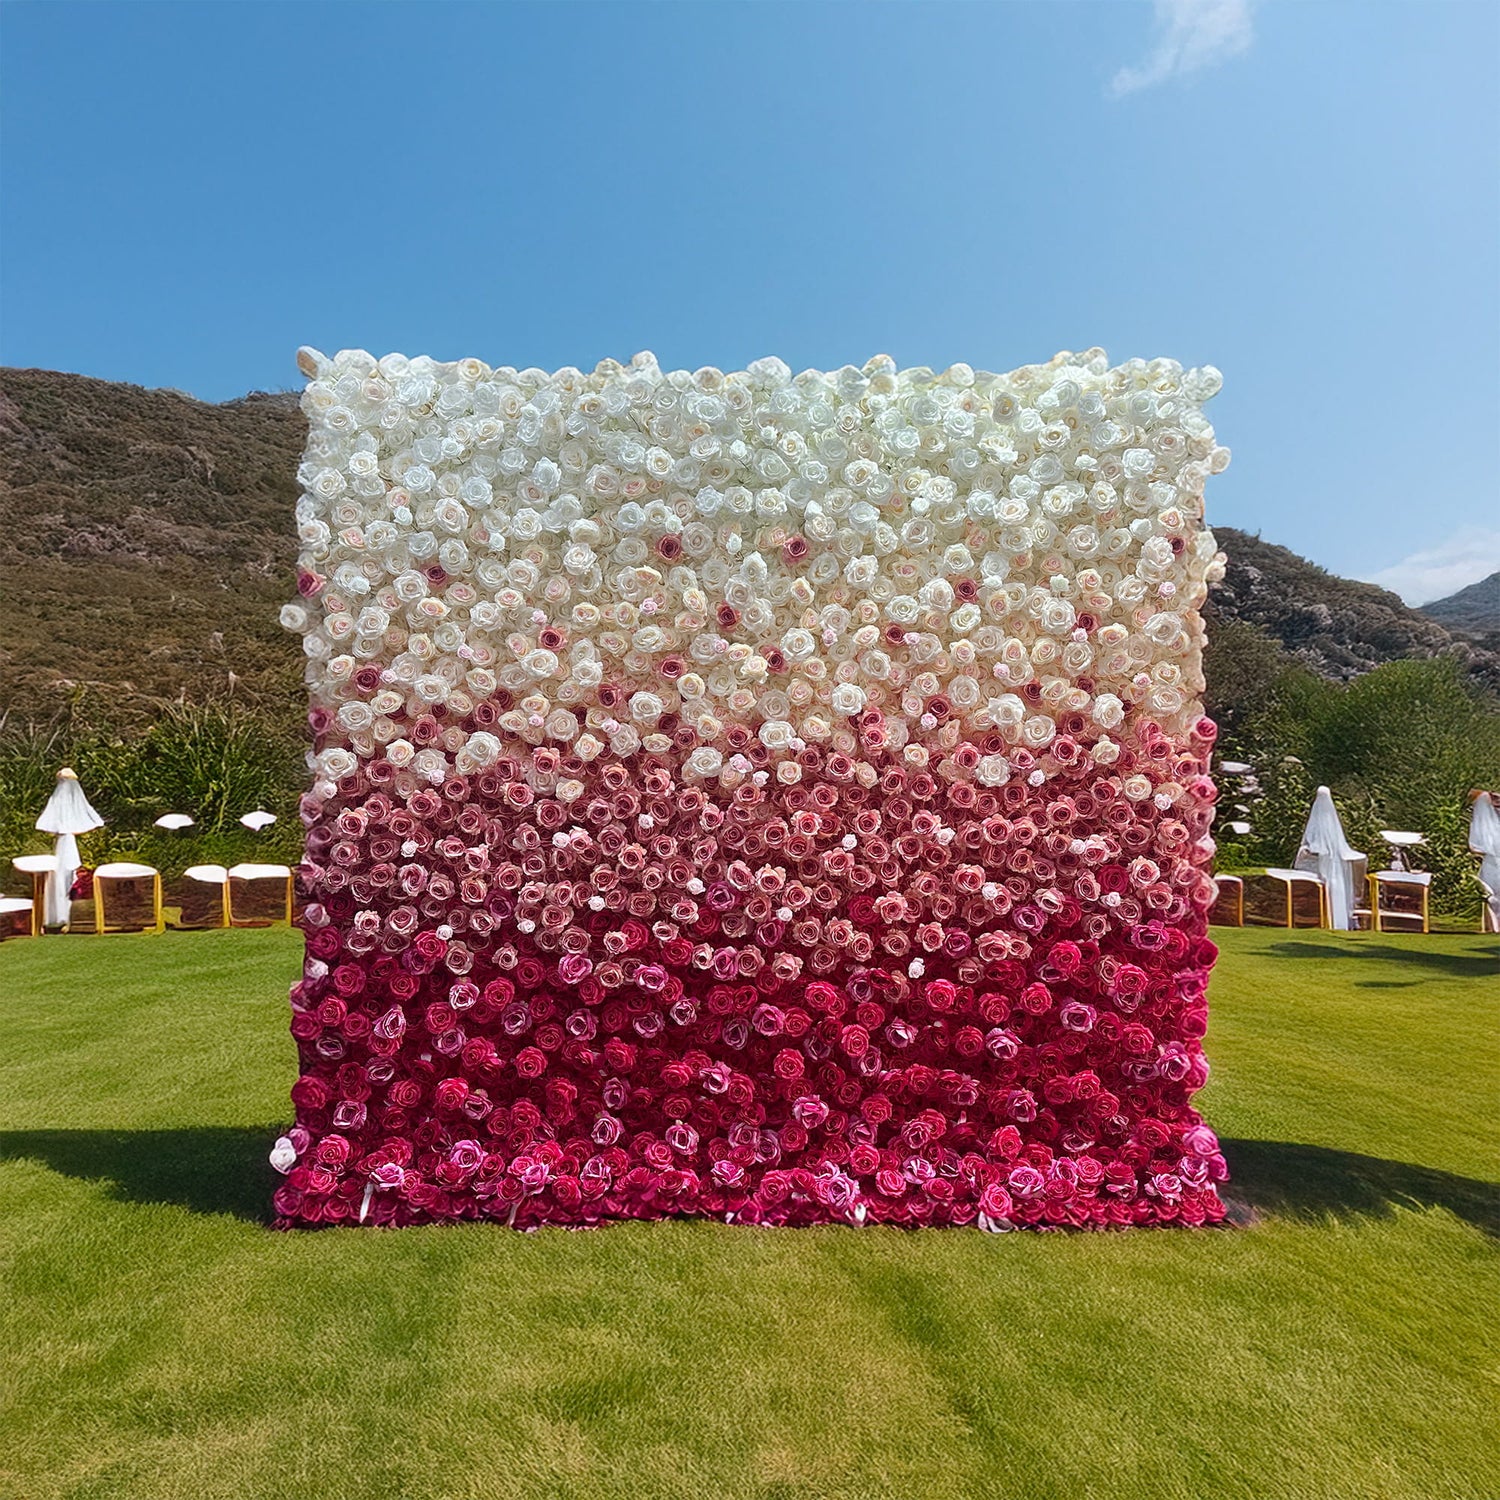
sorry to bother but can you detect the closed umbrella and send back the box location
[35,768,105,928]
[1469,791,1500,930]
[1296,786,1363,931]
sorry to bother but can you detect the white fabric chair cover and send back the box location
[1294,788,1366,931]
[36,772,105,928]
[0,895,33,939]
[1469,792,1500,932]
[176,864,229,928]
[1260,868,1328,928]
[93,861,162,933]
[43,835,81,926]
[228,862,294,925]
[10,854,58,874]
[35,776,104,835]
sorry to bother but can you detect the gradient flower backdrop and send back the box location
[272,346,1231,1229]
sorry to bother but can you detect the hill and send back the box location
[1421,571,1499,639]
[1204,528,1499,690]
[0,368,304,733]
[2,366,1497,732]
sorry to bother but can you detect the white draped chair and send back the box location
[170,864,230,929]
[1480,880,1500,936]
[228,863,294,926]
[35,768,104,926]
[1292,788,1367,931]
[93,861,164,934]
[1469,792,1500,934]
[1208,874,1244,927]
[0,894,35,940]
[1368,869,1432,933]
[1253,868,1330,929]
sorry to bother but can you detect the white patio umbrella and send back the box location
[35,768,105,927]
[154,813,195,831]
[240,810,277,832]
[1468,791,1500,930]
[1295,786,1364,931]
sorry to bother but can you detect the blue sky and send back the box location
[1,1,1495,601]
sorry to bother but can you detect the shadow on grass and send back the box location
[1,1128,1495,1237]
[1221,1139,1499,1237]
[1265,940,1499,979]
[0,1126,277,1222]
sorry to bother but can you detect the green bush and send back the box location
[1219,659,1500,916]
[1202,615,1291,738]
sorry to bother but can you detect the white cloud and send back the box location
[1363,527,1500,607]
[1109,0,1254,97]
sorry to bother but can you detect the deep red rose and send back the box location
[514,1047,547,1079]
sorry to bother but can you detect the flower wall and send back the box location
[273,347,1231,1229]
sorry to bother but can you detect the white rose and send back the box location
[976,754,1011,787]
[1039,598,1076,634]
[464,732,501,767]
[413,748,449,782]
[1021,715,1057,748]
[947,676,981,711]
[781,627,816,661]
[1091,693,1125,729]
[317,748,357,780]
[1144,612,1187,650]
[628,691,663,724]
[830,683,867,716]
[985,694,1025,730]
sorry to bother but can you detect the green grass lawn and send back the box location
[1,927,1496,1500]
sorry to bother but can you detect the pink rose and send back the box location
[1007,1165,1045,1200]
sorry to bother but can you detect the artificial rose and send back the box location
[277,347,1227,1232]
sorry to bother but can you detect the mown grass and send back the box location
[0,926,1496,1500]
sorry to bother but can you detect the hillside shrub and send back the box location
[1218,658,1500,916]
